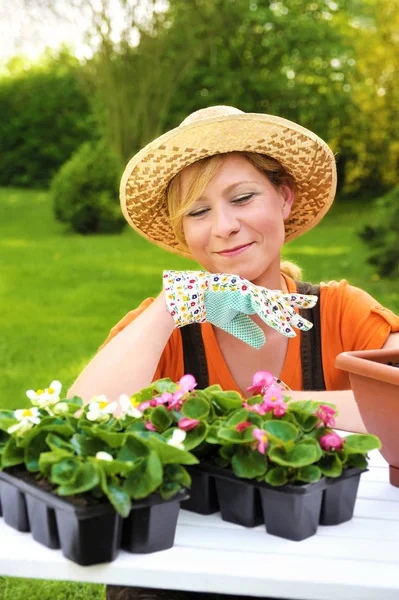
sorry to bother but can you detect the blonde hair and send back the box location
[166,151,302,281]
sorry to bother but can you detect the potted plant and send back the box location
[335,348,399,487]
[0,378,199,565]
[137,370,381,540]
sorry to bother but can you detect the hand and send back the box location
[163,271,318,349]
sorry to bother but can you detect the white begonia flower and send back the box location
[167,429,186,450]
[96,451,114,461]
[26,380,62,409]
[86,395,117,423]
[118,394,143,419]
[7,407,41,436]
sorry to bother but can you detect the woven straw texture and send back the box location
[120,106,337,259]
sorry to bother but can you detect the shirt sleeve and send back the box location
[322,280,399,351]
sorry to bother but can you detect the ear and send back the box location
[279,184,295,220]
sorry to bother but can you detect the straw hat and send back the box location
[120,105,337,259]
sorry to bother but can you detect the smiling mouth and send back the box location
[217,243,254,255]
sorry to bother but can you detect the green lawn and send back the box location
[0,186,398,597]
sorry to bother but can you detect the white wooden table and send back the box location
[1,447,398,600]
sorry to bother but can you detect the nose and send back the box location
[211,203,241,238]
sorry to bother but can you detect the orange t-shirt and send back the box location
[98,274,399,392]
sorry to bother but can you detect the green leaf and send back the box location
[297,465,322,483]
[181,396,210,420]
[225,408,250,428]
[117,435,149,462]
[220,444,235,460]
[140,435,199,465]
[38,450,73,478]
[159,481,181,500]
[269,442,318,467]
[178,422,208,451]
[153,378,178,394]
[150,405,173,432]
[344,434,381,454]
[125,421,147,433]
[70,433,106,457]
[299,438,323,461]
[163,463,191,487]
[45,433,75,453]
[99,458,142,477]
[217,426,255,444]
[0,410,19,433]
[318,453,343,478]
[56,462,100,495]
[210,391,244,412]
[263,420,298,443]
[51,457,81,485]
[288,410,319,431]
[123,451,163,499]
[106,481,131,517]
[24,431,49,472]
[347,453,368,470]
[265,466,288,486]
[286,400,316,413]
[37,417,75,437]
[232,447,267,479]
[91,427,127,448]
[1,437,25,468]
[206,425,223,444]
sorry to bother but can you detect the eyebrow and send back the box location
[196,180,259,203]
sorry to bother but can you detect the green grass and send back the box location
[0,186,398,596]
[0,577,104,599]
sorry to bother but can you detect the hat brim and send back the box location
[120,113,337,259]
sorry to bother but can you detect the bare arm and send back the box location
[288,389,367,434]
[67,292,174,403]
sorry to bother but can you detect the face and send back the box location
[181,154,294,286]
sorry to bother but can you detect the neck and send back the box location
[250,260,288,293]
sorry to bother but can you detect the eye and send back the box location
[187,207,209,218]
[232,193,254,204]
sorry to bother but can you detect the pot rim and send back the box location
[335,349,399,386]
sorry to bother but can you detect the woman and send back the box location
[67,105,399,600]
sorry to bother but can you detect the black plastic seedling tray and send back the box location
[182,463,365,541]
[0,470,189,565]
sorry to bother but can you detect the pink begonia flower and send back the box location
[236,421,253,432]
[247,371,275,396]
[145,421,157,431]
[316,404,336,428]
[253,428,269,454]
[139,375,198,413]
[179,374,197,393]
[138,392,171,412]
[178,417,199,431]
[167,374,198,411]
[262,386,288,417]
[242,400,267,416]
[320,432,344,452]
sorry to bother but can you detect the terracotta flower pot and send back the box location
[335,348,399,487]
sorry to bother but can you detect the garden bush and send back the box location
[0,52,93,188]
[51,139,125,234]
[358,185,399,278]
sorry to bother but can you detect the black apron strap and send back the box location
[295,281,326,391]
[180,324,210,389]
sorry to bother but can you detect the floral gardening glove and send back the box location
[163,271,318,349]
